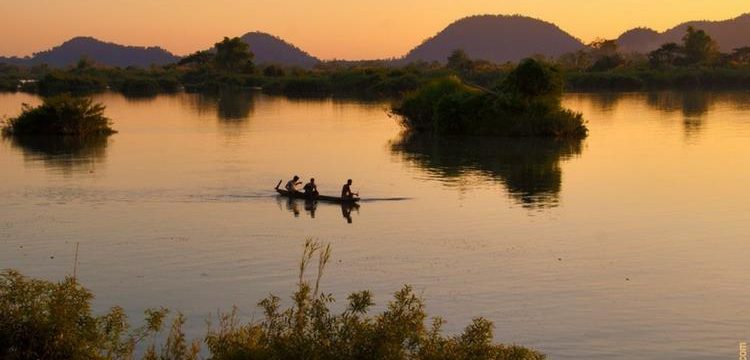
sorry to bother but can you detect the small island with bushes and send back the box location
[392,58,587,137]
[1,94,115,137]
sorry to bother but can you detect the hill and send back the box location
[403,15,585,63]
[617,14,750,53]
[0,37,180,68]
[239,32,319,68]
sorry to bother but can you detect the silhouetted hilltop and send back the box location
[617,14,750,53]
[616,28,662,53]
[0,37,180,68]
[239,32,319,68]
[403,15,585,63]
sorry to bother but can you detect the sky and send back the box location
[0,1,747,60]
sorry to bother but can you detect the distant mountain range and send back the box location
[616,14,750,53]
[2,13,749,68]
[403,15,585,63]
[0,37,180,68]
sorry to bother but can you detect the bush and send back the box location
[0,240,544,360]
[393,59,587,137]
[2,94,116,136]
[0,270,175,360]
[37,71,108,95]
[282,76,332,96]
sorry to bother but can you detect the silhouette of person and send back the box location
[341,179,358,199]
[303,178,319,198]
[285,175,302,192]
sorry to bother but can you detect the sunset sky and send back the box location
[1,0,747,60]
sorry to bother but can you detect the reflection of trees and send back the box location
[587,92,622,112]
[646,91,711,117]
[193,91,255,121]
[391,134,583,208]
[646,91,712,138]
[5,135,109,172]
[646,91,716,137]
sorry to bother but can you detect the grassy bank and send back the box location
[0,240,544,360]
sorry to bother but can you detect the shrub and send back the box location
[393,59,587,137]
[0,270,173,360]
[2,94,115,136]
[37,70,108,95]
[0,239,544,360]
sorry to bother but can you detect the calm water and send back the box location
[1,91,749,359]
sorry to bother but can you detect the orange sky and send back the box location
[0,1,747,60]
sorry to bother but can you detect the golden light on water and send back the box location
[1,0,747,59]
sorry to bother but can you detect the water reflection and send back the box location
[646,91,712,139]
[391,134,583,208]
[582,91,750,139]
[276,196,359,223]
[187,91,255,121]
[4,135,109,173]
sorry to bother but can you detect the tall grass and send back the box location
[0,239,544,360]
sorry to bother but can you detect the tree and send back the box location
[179,50,214,67]
[729,47,750,65]
[587,39,624,71]
[502,58,563,99]
[214,37,254,72]
[649,42,683,68]
[682,26,719,65]
[447,49,473,74]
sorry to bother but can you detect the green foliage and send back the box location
[648,42,684,68]
[682,26,719,65]
[565,67,750,91]
[447,49,473,74]
[729,47,750,65]
[204,239,544,360]
[262,65,286,77]
[1,240,544,360]
[37,70,108,94]
[0,270,168,360]
[502,59,563,99]
[394,60,586,137]
[0,63,22,91]
[2,94,115,136]
[178,50,215,67]
[281,76,333,96]
[586,39,624,72]
[214,37,254,73]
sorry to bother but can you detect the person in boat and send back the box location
[303,178,319,198]
[341,179,358,199]
[285,175,302,192]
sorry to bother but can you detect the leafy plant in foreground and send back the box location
[1,239,544,360]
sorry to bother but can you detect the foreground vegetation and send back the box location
[0,240,543,360]
[1,94,115,137]
[393,59,586,137]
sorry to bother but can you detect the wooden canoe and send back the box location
[275,181,360,203]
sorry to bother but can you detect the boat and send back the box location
[275,180,360,204]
